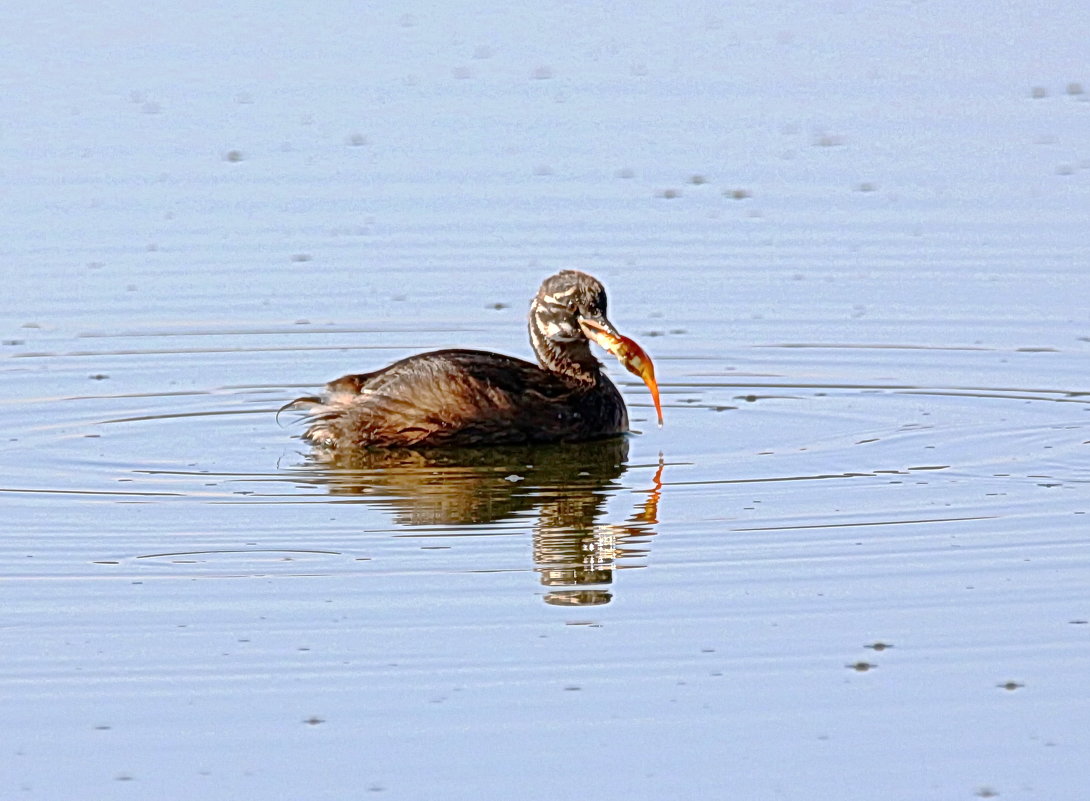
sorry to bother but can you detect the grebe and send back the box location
[285,270,662,449]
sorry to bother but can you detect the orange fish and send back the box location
[579,318,663,428]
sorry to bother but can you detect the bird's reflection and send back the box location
[289,438,663,605]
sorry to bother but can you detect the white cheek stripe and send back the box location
[543,320,580,341]
[541,285,578,305]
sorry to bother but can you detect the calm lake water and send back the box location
[3,2,1089,799]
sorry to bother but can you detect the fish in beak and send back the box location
[578,316,663,428]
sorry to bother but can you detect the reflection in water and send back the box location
[289,438,663,605]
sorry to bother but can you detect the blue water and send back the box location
[3,2,1089,799]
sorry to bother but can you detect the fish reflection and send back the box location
[290,438,663,605]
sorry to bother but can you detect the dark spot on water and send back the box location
[847,661,876,672]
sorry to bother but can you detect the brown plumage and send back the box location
[284,270,661,450]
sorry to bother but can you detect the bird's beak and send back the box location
[579,316,663,428]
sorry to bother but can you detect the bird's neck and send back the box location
[531,334,602,384]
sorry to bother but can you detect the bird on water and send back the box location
[284,270,662,450]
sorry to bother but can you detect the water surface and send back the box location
[3,2,1090,799]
